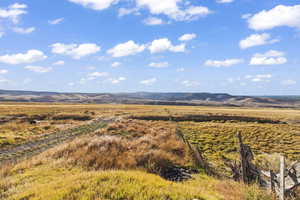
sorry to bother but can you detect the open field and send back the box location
[1,103,300,164]
[0,157,271,200]
[1,103,300,199]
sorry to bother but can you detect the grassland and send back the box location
[1,103,300,199]
[0,156,272,200]
[0,103,155,147]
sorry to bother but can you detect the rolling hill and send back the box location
[0,89,299,108]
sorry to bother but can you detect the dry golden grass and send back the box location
[179,121,300,171]
[1,103,299,199]
[0,157,273,200]
[48,120,191,175]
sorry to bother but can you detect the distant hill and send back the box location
[0,89,299,108]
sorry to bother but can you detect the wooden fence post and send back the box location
[270,170,275,193]
[280,155,285,200]
[237,132,247,183]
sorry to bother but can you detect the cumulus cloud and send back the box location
[241,13,252,19]
[250,50,287,65]
[51,43,101,59]
[12,27,35,34]
[68,0,211,22]
[68,0,119,10]
[140,77,157,85]
[216,0,234,3]
[0,69,8,74]
[248,5,300,30]
[179,6,211,21]
[239,33,279,49]
[136,0,211,21]
[149,38,185,53]
[149,62,169,68]
[204,59,243,67]
[0,3,27,24]
[68,82,75,86]
[53,60,65,65]
[88,72,109,78]
[143,17,165,25]
[0,32,4,38]
[118,8,140,17]
[85,72,109,81]
[245,74,272,82]
[179,33,197,41]
[107,41,145,57]
[0,50,47,65]
[182,80,200,87]
[48,18,64,25]
[112,62,121,67]
[281,80,296,86]
[110,77,126,84]
[79,72,109,85]
[25,65,52,73]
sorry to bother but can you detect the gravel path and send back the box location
[0,117,115,165]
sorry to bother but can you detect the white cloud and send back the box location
[107,41,145,57]
[136,0,211,21]
[149,62,169,68]
[68,0,211,22]
[136,0,179,16]
[149,38,185,53]
[250,50,287,65]
[143,17,164,25]
[110,77,126,84]
[87,72,109,80]
[0,32,5,38]
[182,80,200,87]
[239,33,279,49]
[51,43,101,59]
[111,62,121,67]
[169,43,185,52]
[179,33,196,41]
[118,8,140,17]
[25,66,52,73]
[248,5,300,30]
[246,74,272,82]
[0,3,27,24]
[48,18,64,25]
[241,13,252,19]
[281,80,296,86]
[140,77,157,85]
[53,60,65,66]
[10,3,27,9]
[179,6,211,21]
[0,69,8,74]
[68,82,75,86]
[12,27,35,34]
[204,59,243,67]
[0,50,47,65]
[216,0,234,3]
[68,0,118,10]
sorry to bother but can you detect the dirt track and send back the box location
[0,117,115,165]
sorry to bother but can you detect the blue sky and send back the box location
[0,0,299,95]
